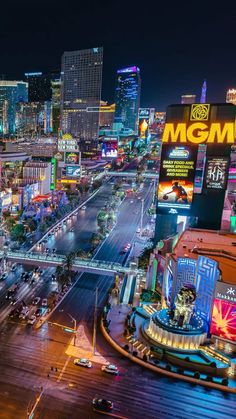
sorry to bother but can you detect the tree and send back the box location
[63,251,76,278]
[11,224,25,242]
[25,218,37,232]
[76,249,88,259]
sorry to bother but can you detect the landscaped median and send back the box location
[100,305,236,394]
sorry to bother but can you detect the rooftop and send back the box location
[174,229,236,284]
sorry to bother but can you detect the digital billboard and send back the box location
[65,152,80,165]
[157,145,198,214]
[101,139,118,158]
[58,135,79,152]
[210,298,236,342]
[138,118,149,139]
[66,165,81,177]
[204,157,229,190]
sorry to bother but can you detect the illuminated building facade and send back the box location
[226,88,236,105]
[99,102,115,128]
[114,66,141,134]
[15,101,52,134]
[51,75,61,134]
[61,47,103,156]
[0,81,28,135]
[25,72,52,102]
[181,95,196,104]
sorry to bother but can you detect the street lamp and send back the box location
[68,313,77,346]
[140,198,144,234]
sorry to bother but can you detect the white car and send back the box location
[19,307,29,319]
[27,315,36,325]
[101,364,119,375]
[41,298,48,307]
[81,205,86,210]
[74,358,92,368]
[136,228,141,234]
[32,297,41,305]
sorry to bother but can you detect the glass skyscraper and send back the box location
[0,81,28,135]
[114,66,141,134]
[61,47,103,156]
[24,72,52,102]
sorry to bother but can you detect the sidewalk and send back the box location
[103,301,236,393]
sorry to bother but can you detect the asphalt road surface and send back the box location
[0,179,235,418]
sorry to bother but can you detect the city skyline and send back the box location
[0,1,235,110]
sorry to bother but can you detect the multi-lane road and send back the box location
[0,178,235,418]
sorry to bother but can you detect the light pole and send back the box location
[140,198,144,234]
[92,287,98,355]
[68,313,77,346]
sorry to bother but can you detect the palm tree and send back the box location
[63,251,76,277]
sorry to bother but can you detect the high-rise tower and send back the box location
[0,81,28,135]
[200,80,207,104]
[61,47,103,155]
[114,66,141,134]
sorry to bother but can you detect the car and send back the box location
[10,298,19,306]
[11,263,17,272]
[0,272,7,280]
[101,364,119,375]
[81,205,86,210]
[27,315,36,325]
[19,307,29,319]
[52,248,56,253]
[130,200,134,203]
[136,228,141,234]
[34,266,39,273]
[41,298,48,307]
[45,248,50,253]
[35,307,44,317]
[69,228,74,232]
[24,272,31,282]
[92,398,113,412]
[74,358,92,368]
[51,273,56,282]
[21,272,26,279]
[32,297,41,305]
[9,308,20,318]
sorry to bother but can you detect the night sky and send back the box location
[2,0,236,110]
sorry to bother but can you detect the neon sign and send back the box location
[162,122,235,144]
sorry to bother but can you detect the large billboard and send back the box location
[210,298,236,342]
[101,138,118,158]
[204,157,229,190]
[58,135,79,152]
[66,165,81,177]
[65,152,80,165]
[50,158,57,190]
[157,145,198,214]
[139,108,150,139]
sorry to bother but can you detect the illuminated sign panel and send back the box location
[157,145,197,214]
[204,157,229,190]
[210,298,236,342]
[66,165,81,177]
[50,158,57,190]
[65,152,80,164]
[162,122,235,144]
[190,104,210,121]
[58,138,79,152]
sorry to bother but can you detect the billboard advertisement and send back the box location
[204,157,229,190]
[157,145,198,214]
[138,118,149,139]
[101,139,118,158]
[65,152,80,165]
[210,298,236,342]
[66,165,81,178]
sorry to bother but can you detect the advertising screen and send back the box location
[210,298,236,342]
[66,165,80,177]
[101,139,118,158]
[157,145,198,214]
[204,157,229,190]
[65,152,80,165]
[138,118,149,139]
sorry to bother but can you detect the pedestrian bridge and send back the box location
[108,171,159,179]
[0,250,144,277]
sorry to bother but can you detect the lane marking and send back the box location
[57,355,71,382]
